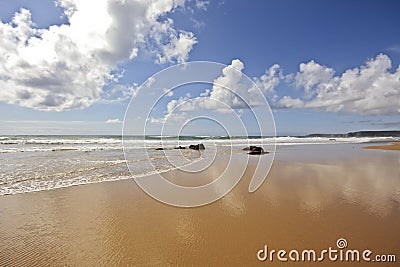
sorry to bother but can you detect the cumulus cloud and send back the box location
[277,96,304,109]
[0,0,197,111]
[148,59,284,124]
[156,31,197,64]
[178,59,283,110]
[295,60,335,98]
[205,59,248,109]
[157,54,399,122]
[252,63,283,102]
[278,54,400,115]
[195,59,283,110]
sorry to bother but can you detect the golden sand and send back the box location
[364,142,400,150]
[0,144,399,266]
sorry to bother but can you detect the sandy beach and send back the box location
[1,0,400,266]
[0,143,399,266]
[364,142,400,151]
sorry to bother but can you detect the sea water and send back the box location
[0,135,397,195]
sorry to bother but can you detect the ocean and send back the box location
[0,135,397,196]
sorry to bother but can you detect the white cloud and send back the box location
[152,54,400,124]
[279,54,400,115]
[149,117,165,124]
[195,0,209,11]
[207,59,247,109]
[251,63,283,102]
[149,110,187,124]
[295,60,335,98]
[101,84,138,103]
[0,0,196,111]
[155,59,249,117]
[167,99,178,113]
[105,118,122,124]
[147,59,284,125]
[278,96,304,109]
[163,59,284,114]
[143,77,156,89]
[155,31,197,64]
[146,59,284,125]
[163,88,174,97]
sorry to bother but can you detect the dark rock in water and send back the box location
[190,144,199,150]
[243,145,257,151]
[155,147,164,150]
[174,146,186,149]
[189,143,205,150]
[247,146,267,155]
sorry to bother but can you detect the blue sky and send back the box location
[0,0,399,135]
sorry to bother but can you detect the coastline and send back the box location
[0,143,399,266]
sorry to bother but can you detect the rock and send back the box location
[189,143,205,150]
[174,146,186,149]
[243,145,257,151]
[247,146,267,155]
[155,147,164,150]
[189,145,197,150]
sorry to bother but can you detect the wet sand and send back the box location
[0,144,399,266]
[364,142,400,150]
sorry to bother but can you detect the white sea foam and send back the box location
[0,135,398,195]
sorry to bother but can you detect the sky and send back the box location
[0,0,399,135]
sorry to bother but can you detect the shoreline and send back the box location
[1,141,399,197]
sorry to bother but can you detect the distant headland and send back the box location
[302,130,400,138]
